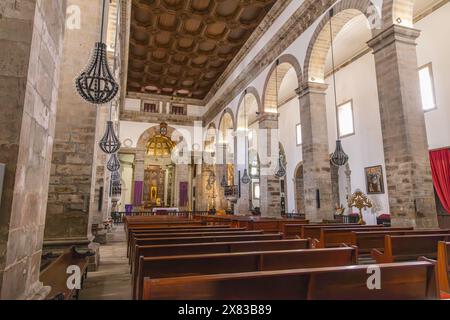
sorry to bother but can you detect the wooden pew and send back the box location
[372,234,450,263]
[132,238,311,275]
[142,261,438,300]
[351,229,450,254]
[135,247,357,299]
[284,223,359,239]
[40,247,90,300]
[301,224,377,240]
[128,230,264,261]
[130,233,284,265]
[315,227,413,248]
[436,241,450,297]
[126,225,234,255]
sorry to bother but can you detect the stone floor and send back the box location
[79,225,132,300]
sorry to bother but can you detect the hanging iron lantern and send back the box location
[274,157,286,178]
[75,42,119,105]
[241,169,251,185]
[328,8,349,167]
[330,140,349,167]
[99,121,121,154]
[111,170,120,182]
[75,0,119,105]
[107,153,121,172]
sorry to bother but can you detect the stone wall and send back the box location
[0,0,66,299]
[45,0,103,243]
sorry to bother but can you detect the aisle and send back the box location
[79,225,132,300]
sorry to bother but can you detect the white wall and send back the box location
[416,2,450,150]
[278,97,302,213]
[325,53,387,225]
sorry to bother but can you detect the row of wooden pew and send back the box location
[124,215,450,300]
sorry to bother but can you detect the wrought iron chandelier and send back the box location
[111,170,121,182]
[107,153,121,172]
[75,0,119,105]
[99,3,121,155]
[241,90,251,185]
[99,120,121,154]
[329,8,349,167]
[273,59,287,178]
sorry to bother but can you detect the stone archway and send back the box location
[303,0,375,84]
[262,54,302,113]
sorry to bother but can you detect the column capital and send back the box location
[367,24,421,54]
[296,82,328,98]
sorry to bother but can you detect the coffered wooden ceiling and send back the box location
[127,0,276,100]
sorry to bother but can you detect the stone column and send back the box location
[296,83,333,222]
[215,143,230,211]
[0,0,67,299]
[257,113,281,217]
[367,25,438,228]
[235,132,250,215]
[44,0,106,268]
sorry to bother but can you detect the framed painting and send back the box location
[365,165,385,194]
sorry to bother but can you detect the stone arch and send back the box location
[294,162,305,214]
[303,0,376,84]
[382,0,415,28]
[204,122,217,152]
[236,87,261,130]
[136,123,185,150]
[262,54,302,113]
[218,108,235,137]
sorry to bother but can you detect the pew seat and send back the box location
[135,247,357,299]
[142,261,438,300]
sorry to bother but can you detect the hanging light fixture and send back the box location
[107,153,121,172]
[99,120,121,154]
[273,59,286,178]
[99,4,121,154]
[328,8,349,167]
[111,170,120,182]
[241,90,251,185]
[75,0,119,105]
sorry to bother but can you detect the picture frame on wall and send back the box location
[365,165,385,194]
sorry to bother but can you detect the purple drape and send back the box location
[179,182,188,207]
[134,181,143,206]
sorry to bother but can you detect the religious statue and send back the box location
[347,189,373,225]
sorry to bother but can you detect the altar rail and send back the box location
[111,211,210,223]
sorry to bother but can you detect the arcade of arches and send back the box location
[0,0,450,300]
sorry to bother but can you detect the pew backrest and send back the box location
[372,234,450,263]
[142,261,438,300]
[317,227,413,248]
[135,247,357,299]
[352,229,450,254]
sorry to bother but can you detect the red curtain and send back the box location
[429,149,450,214]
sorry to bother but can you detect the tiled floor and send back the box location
[79,225,132,300]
